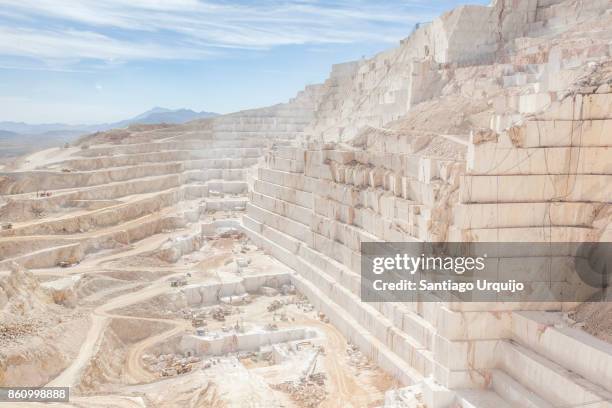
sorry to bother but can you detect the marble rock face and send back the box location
[2,0,612,406]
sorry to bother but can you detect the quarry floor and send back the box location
[0,218,397,408]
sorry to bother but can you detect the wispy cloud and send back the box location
[0,27,214,61]
[0,0,431,67]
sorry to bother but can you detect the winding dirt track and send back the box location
[45,246,235,389]
[47,270,191,387]
[42,240,387,407]
[123,321,190,384]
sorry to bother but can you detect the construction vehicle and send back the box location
[58,257,79,268]
[170,278,187,287]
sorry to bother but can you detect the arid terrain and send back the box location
[1,0,612,407]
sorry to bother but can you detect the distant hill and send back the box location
[0,121,96,135]
[0,107,218,136]
[0,130,20,139]
[0,107,219,158]
[110,107,218,128]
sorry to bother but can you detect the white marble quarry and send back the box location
[238,0,612,404]
[2,0,611,406]
[303,0,610,143]
[180,326,317,356]
[182,272,290,306]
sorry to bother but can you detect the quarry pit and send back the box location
[1,0,612,407]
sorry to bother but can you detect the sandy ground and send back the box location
[570,302,612,343]
[1,223,395,408]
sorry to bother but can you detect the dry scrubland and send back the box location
[1,0,612,407]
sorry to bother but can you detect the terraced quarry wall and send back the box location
[0,85,320,269]
[242,0,612,406]
[244,93,612,407]
[306,0,611,142]
[1,0,611,407]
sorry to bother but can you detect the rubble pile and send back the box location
[272,373,328,408]
[144,353,200,378]
[211,305,234,321]
[238,350,274,367]
[294,296,315,313]
[346,343,375,370]
[267,299,283,312]
[0,319,41,345]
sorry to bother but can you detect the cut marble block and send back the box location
[453,202,602,228]
[538,93,612,120]
[258,167,317,192]
[267,156,304,173]
[519,92,553,114]
[469,146,612,175]
[253,179,313,208]
[498,340,612,407]
[448,225,595,242]
[460,174,612,203]
[490,370,554,408]
[512,311,612,391]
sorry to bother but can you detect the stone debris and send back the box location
[170,278,187,287]
[267,299,283,312]
[146,353,199,377]
[271,373,328,408]
[346,343,375,370]
[191,315,206,327]
[317,312,329,323]
[220,293,251,305]
[568,303,612,344]
[235,257,250,268]
[279,284,296,295]
[383,385,425,408]
[219,230,244,239]
[260,286,279,297]
[211,305,233,322]
[0,320,40,345]
[264,323,278,331]
[238,350,274,366]
[295,298,315,313]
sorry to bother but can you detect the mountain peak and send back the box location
[131,107,173,121]
[126,108,217,126]
[0,107,219,137]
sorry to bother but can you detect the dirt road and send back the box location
[46,269,191,387]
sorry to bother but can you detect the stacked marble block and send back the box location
[242,97,612,407]
[304,0,610,144]
[456,91,612,242]
[242,143,477,385]
[243,153,612,407]
[211,85,321,144]
[200,92,322,211]
[444,91,612,407]
[0,120,289,270]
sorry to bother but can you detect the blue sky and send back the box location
[0,0,489,124]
